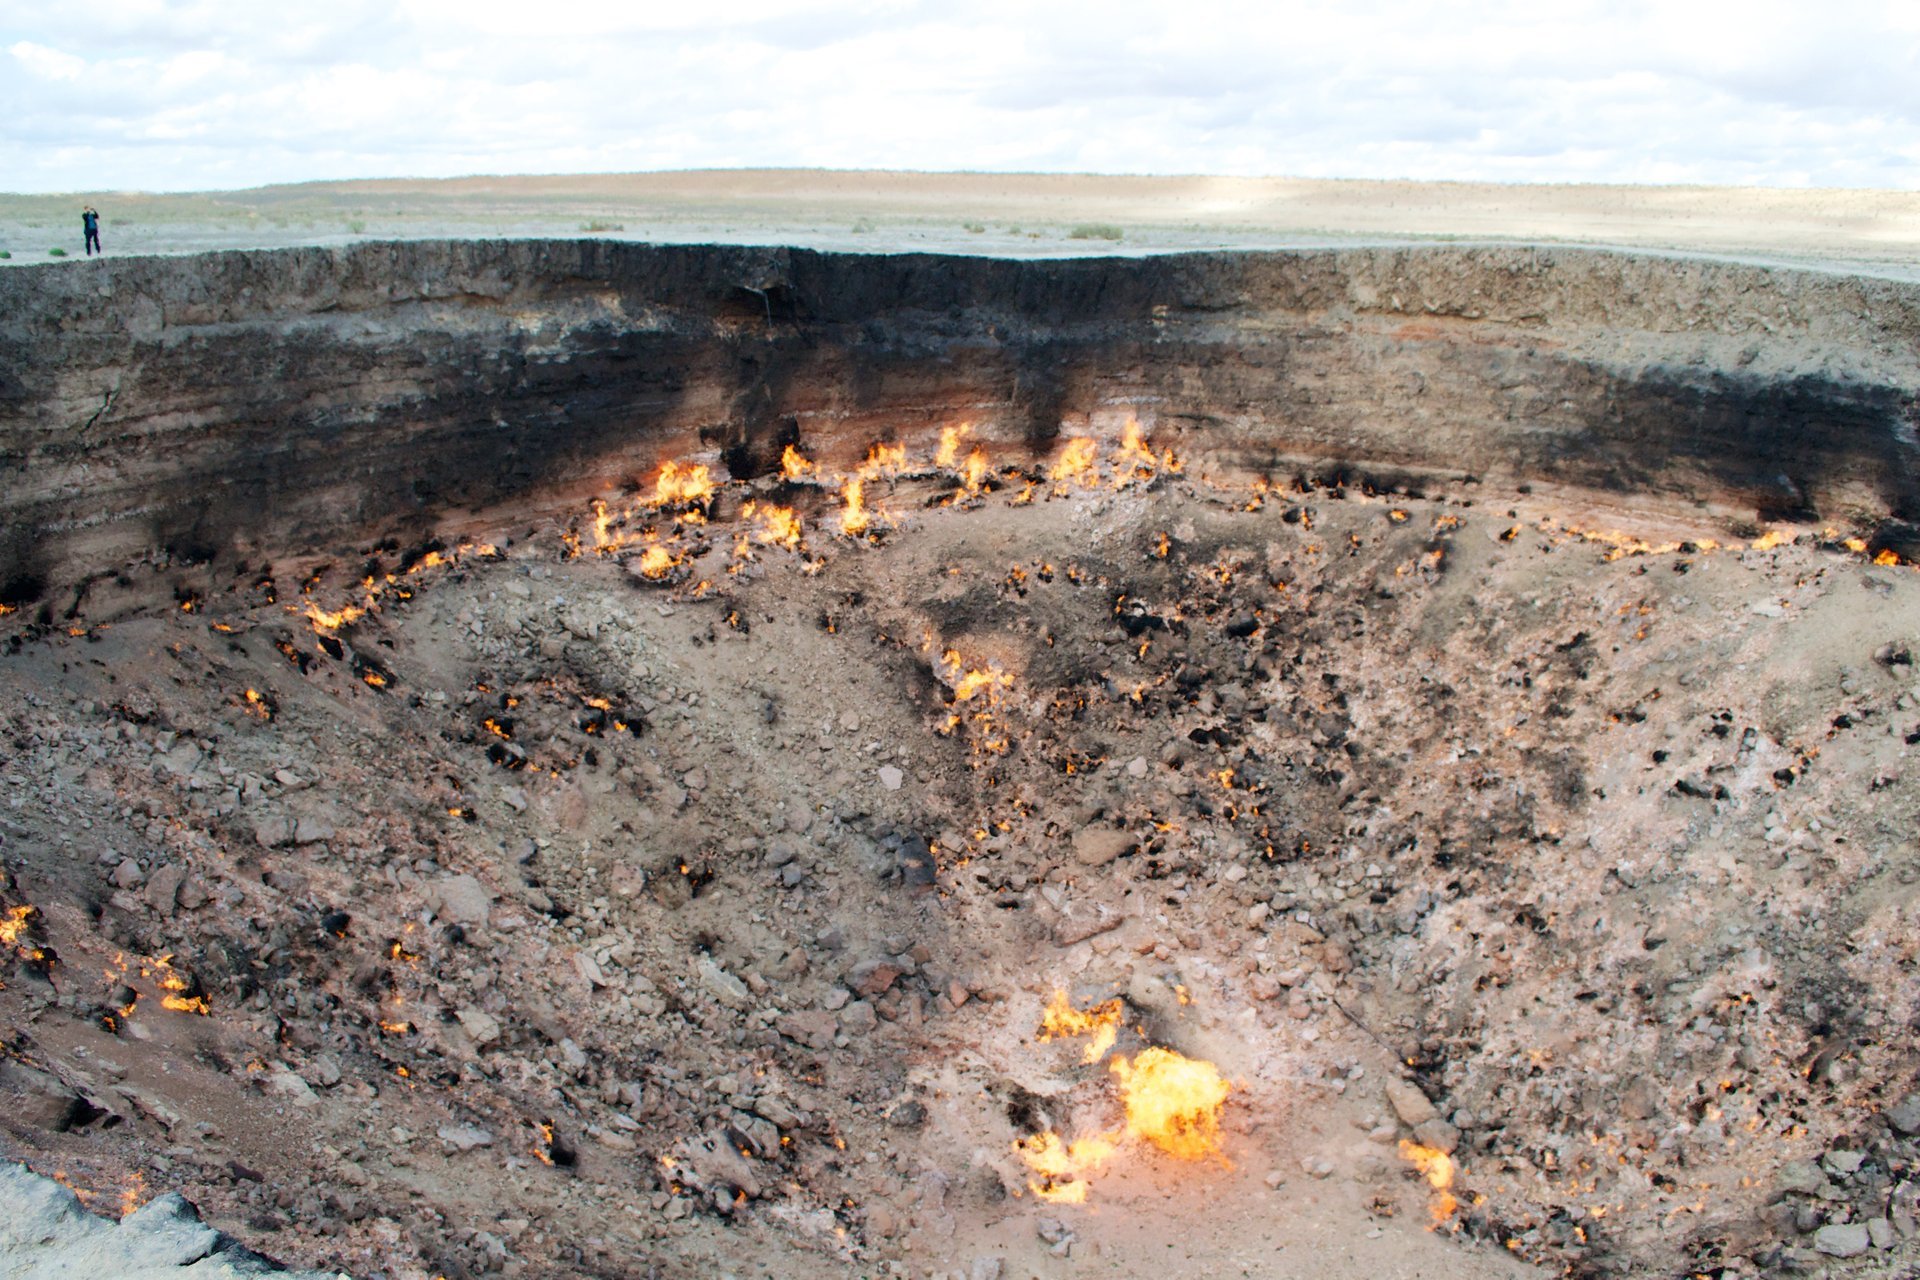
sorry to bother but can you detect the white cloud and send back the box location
[0,0,1915,191]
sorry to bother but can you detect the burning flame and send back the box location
[1049,438,1098,491]
[1111,420,1180,487]
[636,543,682,580]
[1750,529,1792,551]
[1110,1047,1231,1161]
[0,905,33,945]
[1039,989,1124,1064]
[1399,1140,1459,1225]
[840,476,872,537]
[780,445,814,481]
[650,460,716,509]
[143,954,210,1015]
[936,424,970,468]
[1014,991,1232,1202]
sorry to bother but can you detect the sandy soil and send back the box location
[3,169,1919,277]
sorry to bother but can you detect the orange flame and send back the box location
[650,460,716,509]
[1399,1140,1459,1225]
[1039,990,1124,1064]
[0,905,32,945]
[1750,529,1791,551]
[840,476,872,537]
[936,424,970,469]
[1014,993,1233,1202]
[780,445,814,481]
[1049,438,1098,490]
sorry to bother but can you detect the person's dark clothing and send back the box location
[82,210,100,256]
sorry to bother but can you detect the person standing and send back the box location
[81,206,100,256]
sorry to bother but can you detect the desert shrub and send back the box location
[580,219,625,233]
[1067,223,1123,241]
[48,247,66,257]
[963,221,985,233]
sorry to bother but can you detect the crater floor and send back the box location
[3,437,1918,1279]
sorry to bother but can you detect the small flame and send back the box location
[0,904,33,945]
[1039,989,1125,1065]
[840,476,872,537]
[1399,1140,1459,1225]
[1750,529,1791,551]
[780,445,814,481]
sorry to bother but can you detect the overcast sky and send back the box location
[4,0,1918,194]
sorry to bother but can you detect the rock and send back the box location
[109,858,145,890]
[1412,1118,1459,1153]
[1823,1149,1864,1177]
[1814,1222,1870,1257]
[263,1069,318,1109]
[878,765,903,791]
[1867,1217,1895,1249]
[143,864,187,915]
[433,874,493,927]
[456,1007,502,1046]
[307,1054,342,1088]
[0,1162,342,1278]
[775,1010,838,1052]
[1884,1093,1920,1135]
[1777,1161,1828,1196]
[1384,1079,1438,1128]
[500,785,528,814]
[1072,827,1134,866]
[697,957,750,1010]
[1055,903,1125,945]
[839,1001,878,1035]
[573,951,610,989]
[292,815,335,845]
[249,821,293,852]
[437,1123,495,1153]
[849,958,906,997]
[971,1259,1005,1280]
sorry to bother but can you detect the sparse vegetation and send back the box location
[1068,223,1124,241]
[962,221,986,234]
[851,218,875,234]
[580,219,625,233]
[346,219,366,234]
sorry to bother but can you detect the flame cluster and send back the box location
[1014,990,1232,1204]
[301,541,501,633]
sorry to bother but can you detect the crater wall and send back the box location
[3,240,1918,604]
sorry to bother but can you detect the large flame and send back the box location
[0,904,32,945]
[1049,437,1098,490]
[779,445,814,481]
[650,460,715,509]
[1014,991,1232,1202]
[1111,1047,1231,1161]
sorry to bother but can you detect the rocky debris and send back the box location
[436,1123,495,1153]
[1885,1093,1920,1135]
[431,873,493,928]
[0,1161,346,1278]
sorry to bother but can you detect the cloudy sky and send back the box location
[4,0,1918,193]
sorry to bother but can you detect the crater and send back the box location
[1,241,1918,1280]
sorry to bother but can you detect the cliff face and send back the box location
[3,239,1918,606]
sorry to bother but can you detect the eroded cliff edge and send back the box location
[3,240,1917,612]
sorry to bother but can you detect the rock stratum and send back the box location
[2,240,1918,610]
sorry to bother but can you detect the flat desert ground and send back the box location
[4,169,1920,274]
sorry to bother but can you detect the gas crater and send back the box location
[1,241,1919,1280]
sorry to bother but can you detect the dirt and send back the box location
[3,430,1919,1279]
